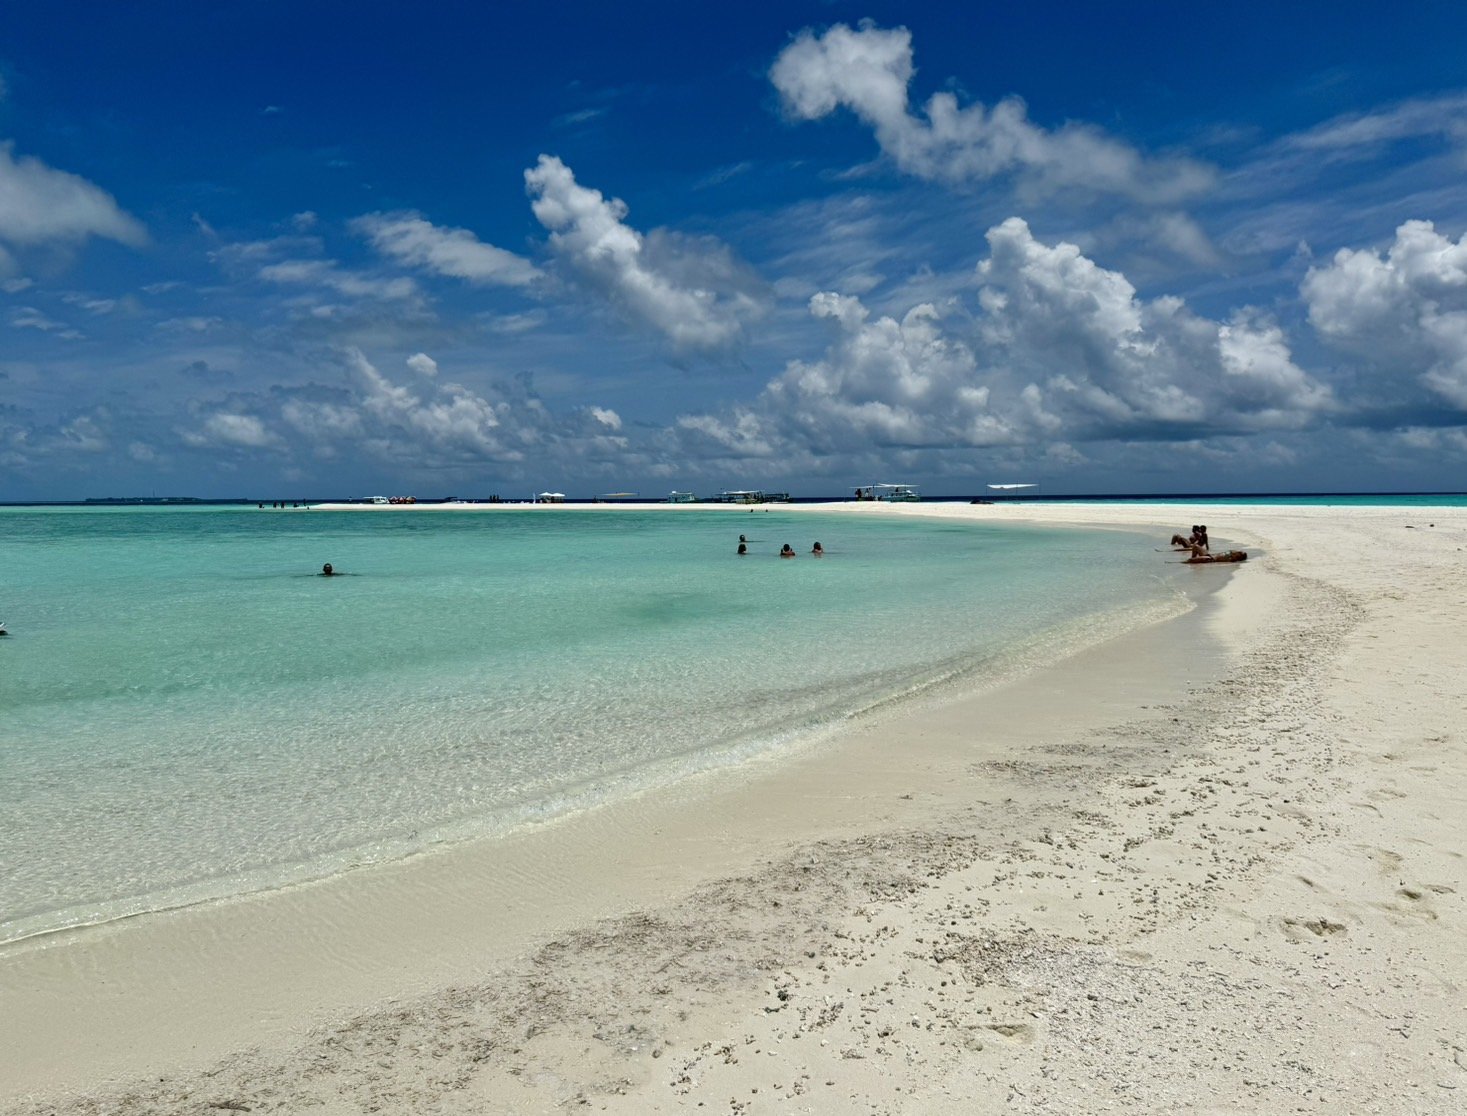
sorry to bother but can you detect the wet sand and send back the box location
[4,501,1465,1114]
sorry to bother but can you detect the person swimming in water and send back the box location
[780,543,796,558]
[811,542,824,556]
[321,563,336,576]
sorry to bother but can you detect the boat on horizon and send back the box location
[710,490,789,504]
[874,483,921,502]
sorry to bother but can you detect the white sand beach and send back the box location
[4,501,1465,1114]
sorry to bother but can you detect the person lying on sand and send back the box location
[1185,548,1247,564]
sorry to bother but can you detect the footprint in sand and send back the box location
[983,1022,1036,1043]
[1367,786,1407,801]
[1385,886,1441,921]
[1281,916,1347,942]
[1368,848,1404,875]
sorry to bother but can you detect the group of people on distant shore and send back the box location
[1168,523,1247,564]
[737,534,823,557]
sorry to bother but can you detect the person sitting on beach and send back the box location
[1175,525,1209,553]
[737,543,748,555]
[780,543,796,558]
[811,542,824,556]
[321,562,336,576]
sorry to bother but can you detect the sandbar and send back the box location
[3,500,1465,1114]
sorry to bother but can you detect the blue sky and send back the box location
[4,1,1467,499]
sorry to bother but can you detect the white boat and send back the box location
[713,489,771,504]
[666,490,697,503]
[873,483,920,502]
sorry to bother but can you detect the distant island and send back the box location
[84,496,217,505]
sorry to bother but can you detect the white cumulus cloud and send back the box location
[263,350,635,477]
[680,219,1331,465]
[975,217,1331,435]
[770,23,1212,204]
[1303,219,1467,408]
[349,348,510,458]
[524,154,763,351]
[280,399,363,441]
[767,292,1008,449]
[183,412,280,449]
[406,352,438,377]
[0,142,147,252]
[57,414,108,453]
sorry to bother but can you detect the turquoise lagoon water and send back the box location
[0,507,1179,944]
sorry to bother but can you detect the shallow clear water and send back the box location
[0,506,1177,943]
